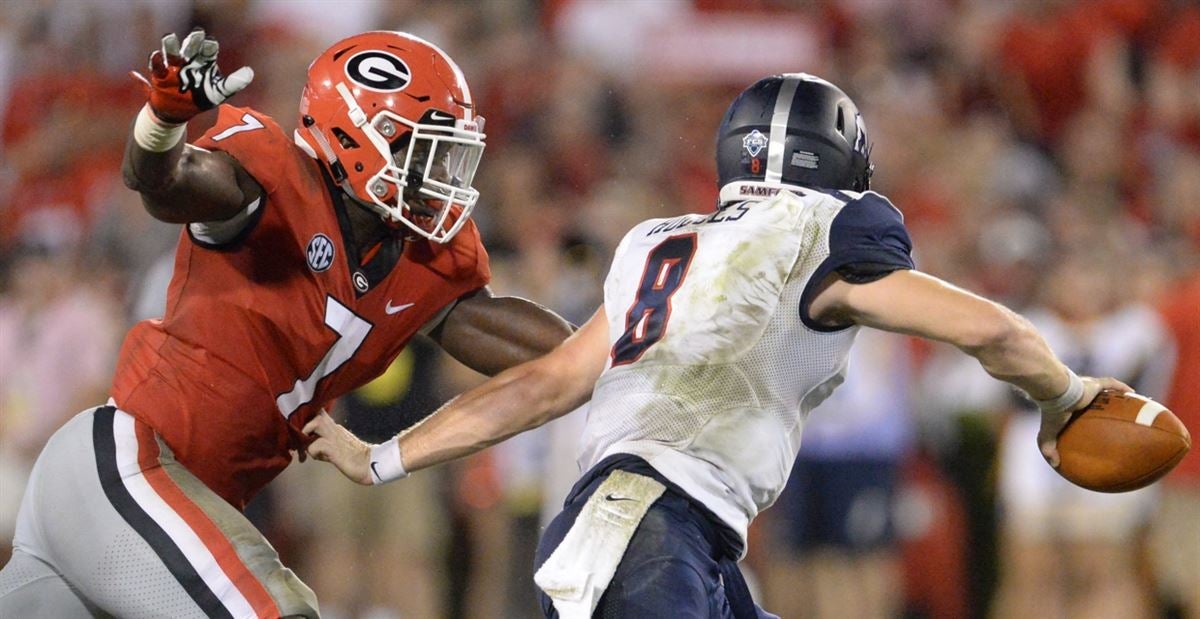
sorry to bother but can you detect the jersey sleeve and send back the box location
[186,106,286,248]
[800,191,915,331]
[825,191,914,279]
[193,105,288,190]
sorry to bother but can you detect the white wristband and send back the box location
[133,104,186,152]
[1036,369,1084,415]
[368,436,408,485]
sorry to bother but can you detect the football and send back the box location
[1056,390,1191,492]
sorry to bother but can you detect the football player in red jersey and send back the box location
[0,30,572,619]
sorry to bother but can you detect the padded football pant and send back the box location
[535,454,778,618]
[0,405,318,618]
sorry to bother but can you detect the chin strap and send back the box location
[293,129,318,159]
[335,82,392,157]
[294,110,348,184]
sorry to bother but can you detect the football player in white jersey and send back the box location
[304,74,1131,618]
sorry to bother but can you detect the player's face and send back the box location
[338,104,483,242]
[398,138,479,231]
[401,141,438,212]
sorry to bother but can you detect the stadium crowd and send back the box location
[1,1,1197,618]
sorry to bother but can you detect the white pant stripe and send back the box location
[111,411,257,619]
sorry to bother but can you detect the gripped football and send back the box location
[1055,390,1191,492]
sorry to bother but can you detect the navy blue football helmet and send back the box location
[716,74,872,203]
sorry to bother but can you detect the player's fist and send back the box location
[132,29,254,124]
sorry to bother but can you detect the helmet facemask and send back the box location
[333,82,485,243]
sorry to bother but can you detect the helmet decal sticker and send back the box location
[345,51,412,92]
[743,129,768,158]
[791,151,820,169]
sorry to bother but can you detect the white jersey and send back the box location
[579,186,914,546]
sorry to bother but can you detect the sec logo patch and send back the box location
[307,234,335,272]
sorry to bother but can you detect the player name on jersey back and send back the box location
[643,202,753,236]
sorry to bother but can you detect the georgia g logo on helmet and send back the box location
[345,50,411,92]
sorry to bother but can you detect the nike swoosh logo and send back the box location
[604,493,637,503]
[385,300,415,315]
[370,461,383,483]
[429,110,454,121]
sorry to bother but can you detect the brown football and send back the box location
[1056,390,1191,492]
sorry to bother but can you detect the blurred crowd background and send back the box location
[1,0,1198,617]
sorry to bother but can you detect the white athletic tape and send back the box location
[112,410,256,617]
[133,104,186,152]
[1036,369,1084,415]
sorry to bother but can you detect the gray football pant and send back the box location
[0,405,318,618]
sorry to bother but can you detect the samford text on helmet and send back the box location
[296,31,485,243]
[716,73,872,205]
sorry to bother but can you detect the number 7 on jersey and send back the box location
[611,233,697,366]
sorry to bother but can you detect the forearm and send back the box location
[402,306,607,472]
[962,308,1071,401]
[337,308,607,484]
[832,271,1073,401]
[399,361,588,472]
[122,107,253,223]
[432,292,576,376]
[122,104,185,186]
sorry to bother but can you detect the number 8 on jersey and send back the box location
[611,233,697,366]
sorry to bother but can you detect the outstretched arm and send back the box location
[809,269,1130,464]
[305,307,610,484]
[123,134,260,223]
[122,29,260,223]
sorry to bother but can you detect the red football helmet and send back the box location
[296,31,485,243]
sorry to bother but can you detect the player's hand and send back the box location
[131,29,254,124]
[1038,376,1133,468]
[303,411,373,485]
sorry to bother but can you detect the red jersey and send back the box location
[112,106,490,509]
